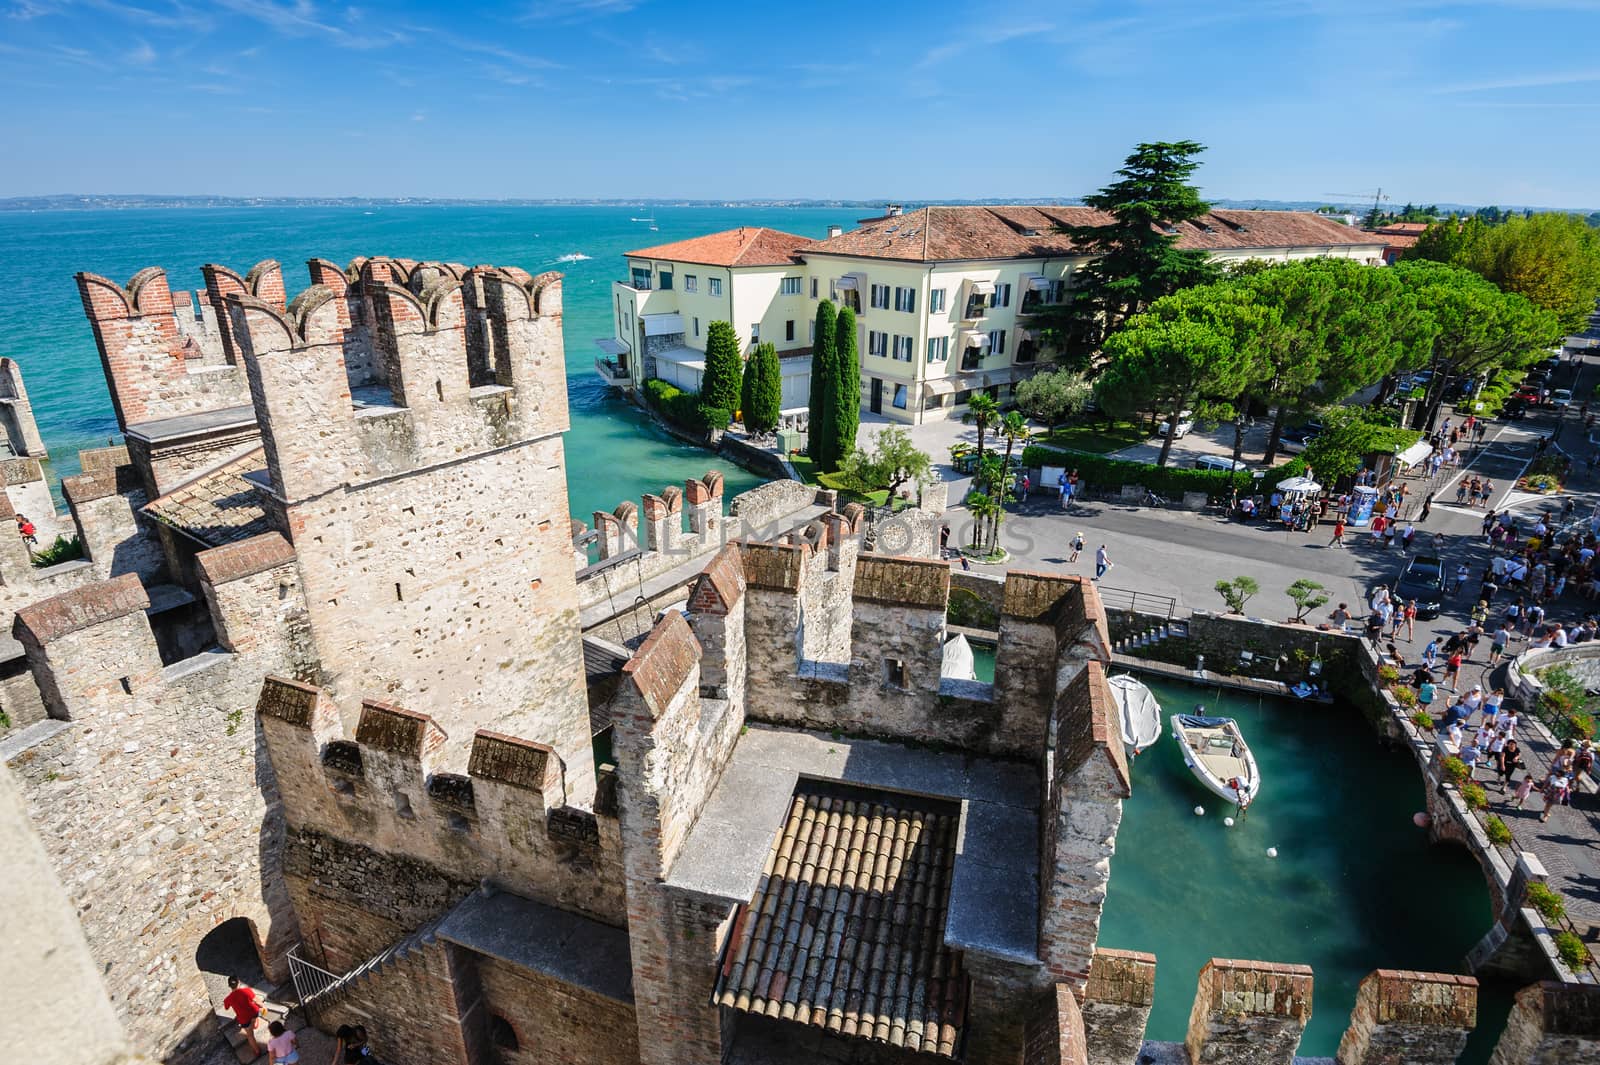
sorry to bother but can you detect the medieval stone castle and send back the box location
[3,255,1596,1065]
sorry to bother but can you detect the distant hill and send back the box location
[2,193,1595,215]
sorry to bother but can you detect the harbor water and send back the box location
[1097,676,1511,1060]
[0,205,841,519]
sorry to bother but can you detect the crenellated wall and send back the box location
[256,677,625,973]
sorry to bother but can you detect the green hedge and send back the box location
[1018,444,1309,498]
[644,378,712,433]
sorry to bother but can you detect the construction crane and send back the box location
[1324,189,1389,223]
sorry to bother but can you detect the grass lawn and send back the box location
[790,454,892,507]
[1033,419,1149,454]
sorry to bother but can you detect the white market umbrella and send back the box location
[1276,476,1322,494]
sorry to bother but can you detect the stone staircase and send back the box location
[1112,618,1190,655]
[217,999,293,1064]
[293,916,446,1024]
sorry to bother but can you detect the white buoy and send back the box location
[1224,817,1235,827]
[1194,805,1205,816]
[1266,847,1279,858]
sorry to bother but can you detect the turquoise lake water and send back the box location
[0,205,855,520]
[1098,676,1510,1059]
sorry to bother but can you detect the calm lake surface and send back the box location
[0,205,845,518]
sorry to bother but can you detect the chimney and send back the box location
[826,224,843,239]
[885,204,903,217]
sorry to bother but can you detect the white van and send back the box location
[1195,455,1248,472]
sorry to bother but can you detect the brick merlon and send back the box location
[622,610,701,719]
[256,675,328,727]
[469,731,564,793]
[14,573,150,645]
[61,465,142,506]
[355,699,447,757]
[1087,948,1158,1007]
[196,532,296,587]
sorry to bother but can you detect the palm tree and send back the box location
[966,491,997,551]
[997,411,1030,501]
[963,392,1001,467]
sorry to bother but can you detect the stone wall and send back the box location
[1335,969,1477,1065]
[1184,959,1313,1065]
[316,936,478,1065]
[258,680,625,972]
[1081,948,1157,1065]
[1488,981,1600,1064]
[3,572,304,1063]
[476,953,639,1065]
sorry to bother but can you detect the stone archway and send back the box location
[195,916,268,1013]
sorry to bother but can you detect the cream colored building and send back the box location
[596,206,1387,425]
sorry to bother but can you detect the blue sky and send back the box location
[3,0,1599,207]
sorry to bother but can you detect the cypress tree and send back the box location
[700,320,743,417]
[832,305,860,465]
[809,300,838,469]
[740,350,760,428]
[744,341,782,432]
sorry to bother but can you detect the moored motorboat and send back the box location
[1108,673,1162,755]
[940,633,977,681]
[1171,711,1260,807]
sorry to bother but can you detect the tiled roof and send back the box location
[625,227,816,268]
[1376,223,1429,235]
[803,205,1386,263]
[141,447,275,548]
[713,780,968,1057]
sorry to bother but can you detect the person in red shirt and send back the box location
[223,975,264,1059]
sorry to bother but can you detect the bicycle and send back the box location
[1144,488,1169,508]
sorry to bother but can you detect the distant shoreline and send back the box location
[4,195,1596,215]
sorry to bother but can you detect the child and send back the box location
[267,1020,299,1065]
[1541,775,1571,822]
[1513,773,1537,808]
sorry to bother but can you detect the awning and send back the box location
[593,337,628,356]
[651,346,705,370]
[962,330,990,350]
[833,276,859,291]
[1021,274,1050,292]
[1396,440,1433,468]
[968,280,995,296]
[923,377,961,398]
[641,313,684,337]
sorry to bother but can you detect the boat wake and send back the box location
[553,253,592,263]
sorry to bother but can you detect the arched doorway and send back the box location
[195,917,267,1013]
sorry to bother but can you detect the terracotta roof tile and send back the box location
[625,227,817,268]
[142,447,274,548]
[714,781,968,1057]
[803,205,1384,264]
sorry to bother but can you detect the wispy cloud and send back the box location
[521,0,637,22]
[209,0,406,49]
[126,38,156,63]
[1433,68,1600,93]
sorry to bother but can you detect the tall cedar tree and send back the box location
[809,300,839,469]
[1036,141,1219,367]
[745,342,782,432]
[832,306,861,465]
[700,321,743,417]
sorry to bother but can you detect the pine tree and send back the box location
[832,305,860,466]
[809,301,838,469]
[745,342,782,432]
[700,321,743,417]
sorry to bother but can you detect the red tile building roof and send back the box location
[625,227,816,268]
[803,206,1385,263]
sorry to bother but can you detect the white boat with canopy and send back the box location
[1107,674,1162,755]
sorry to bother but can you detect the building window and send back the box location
[894,286,916,313]
[965,291,989,319]
[893,383,908,409]
[684,274,698,293]
[927,336,949,363]
[892,335,913,361]
[751,323,760,341]
[785,319,795,342]
[693,317,700,338]
[809,321,816,342]
[811,277,819,299]
[870,283,891,310]
[631,266,652,290]
[929,288,946,314]
[710,277,723,297]
[868,331,888,357]
[1048,279,1068,304]
[490,1016,519,1051]
[624,312,631,332]
[988,329,1007,356]
[781,276,802,296]
[659,269,674,291]
[926,393,944,409]
[883,657,908,689]
[993,282,1011,308]
[1017,336,1036,363]
[962,345,983,372]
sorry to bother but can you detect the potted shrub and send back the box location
[1461,782,1488,809]
[1377,664,1400,686]
[1556,931,1591,971]
[1485,816,1513,846]
[1527,883,1566,922]
[1440,756,1471,786]
[1394,685,1418,709]
[1411,708,1434,731]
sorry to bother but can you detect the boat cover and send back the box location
[1179,714,1233,729]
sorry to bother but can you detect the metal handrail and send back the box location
[1094,584,1179,621]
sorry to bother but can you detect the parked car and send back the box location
[1195,455,1248,472]
[1552,388,1574,409]
[1394,555,1446,619]
[1155,411,1194,439]
[1535,357,1561,373]
[1514,385,1543,404]
[1500,396,1530,420]
[1279,421,1323,453]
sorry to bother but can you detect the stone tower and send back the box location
[227,259,595,802]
